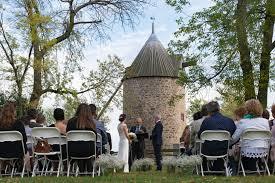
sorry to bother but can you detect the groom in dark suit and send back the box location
[130,117,147,160]
[151,114,163,171]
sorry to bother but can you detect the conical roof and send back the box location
[124,25,180,80]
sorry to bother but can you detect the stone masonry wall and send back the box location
[123,77,186,155]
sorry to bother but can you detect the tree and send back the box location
[0,0,148,109]
[167,0,275,108]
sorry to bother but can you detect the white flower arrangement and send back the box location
[131,158,155,171]
[177,155,202,168]
[162,155,202,173]
[96,154,124,170]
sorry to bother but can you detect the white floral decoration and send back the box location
[162,155,202,173]
[96,154,124,170]
[131,158,155,171]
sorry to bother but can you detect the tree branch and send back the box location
[42,1,105,54]
[74,20,102,25]
[0,18,13,60]
[20,44,33,82]
[97,81,123,120]
[272,40,275,50]
[207,51,236,81]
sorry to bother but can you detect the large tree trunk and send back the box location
[236,0,256,100]
[25,0,43,109]
[258,0,275,108]
[17,84,24,117]
[29,54,43,108]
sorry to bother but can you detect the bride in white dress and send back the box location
[117,114,130,173]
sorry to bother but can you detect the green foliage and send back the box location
[167,0,274,105]
[188,98,206,119]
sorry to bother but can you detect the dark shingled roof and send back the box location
[124,27,180,80]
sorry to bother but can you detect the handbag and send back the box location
[34,139,52,153]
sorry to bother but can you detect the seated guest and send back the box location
[0,102,27,158]
[198,101,236,170]
[49,108,67,135]
[231,99,270,171]
[271,104,275,163]
[66,103,97,172]
[229,106,247,174]
[271,104,275,127]
[36,112,46,127]
[233,106,246,123]
[190,105,208,150]
[180,125,190,155]
[23,109,41,138]
[106,132,112,153]
[262,109,270,120]
[89,104,108,154]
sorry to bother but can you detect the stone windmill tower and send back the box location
[123,22,186,154]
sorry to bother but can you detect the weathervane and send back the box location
[150,17,155,34]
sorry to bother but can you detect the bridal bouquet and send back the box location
[128,132,138,142]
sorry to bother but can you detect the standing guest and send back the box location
[231,99,270,171]
[198,101,236,170]
[49,108,67,135]
[89,104,108,154]
[130,117,147,160]
[0,102,27,158]
[190,105,208,150]
[66,103,97,172]
[151,114,163,171]
[117,114,130,173]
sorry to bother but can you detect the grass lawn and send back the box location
[1,171,275,183]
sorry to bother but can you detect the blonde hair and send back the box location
[244,99,263,117]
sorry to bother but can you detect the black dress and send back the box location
[66,117,97,158]
[0,120,27,158]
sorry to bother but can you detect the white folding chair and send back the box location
[96,133,102,176]
[97,133,103,155]
[31,127,64,177]
[237,129,271,176]
[199,130,231,176]
[66,131,96,177]
[0,131,26,178]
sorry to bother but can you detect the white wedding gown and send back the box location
[117,123,129,173]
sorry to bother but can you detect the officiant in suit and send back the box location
[130,118,147,160]
[151,114,163,171]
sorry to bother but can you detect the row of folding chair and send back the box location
[197,129,272,177]
[0,127,103,178]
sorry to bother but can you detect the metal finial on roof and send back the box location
[150,17,155,34]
